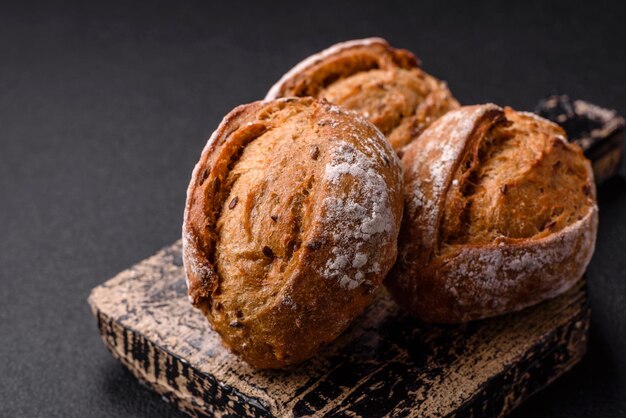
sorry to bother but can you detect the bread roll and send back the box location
[183,97,403,368]
[388,104,598,323]
[266,38,459,153]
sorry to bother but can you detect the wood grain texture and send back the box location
[88,241,589,417]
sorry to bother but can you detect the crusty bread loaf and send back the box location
[387,104,598,323]
[266,38,459,153]
[183,97,403,368]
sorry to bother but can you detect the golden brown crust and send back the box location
[183,97,403,368]
[387,104,598,323]
[266,38,459,153]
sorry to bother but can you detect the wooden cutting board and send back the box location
[88,240,589,417]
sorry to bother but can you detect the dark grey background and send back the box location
[1,1,625,416]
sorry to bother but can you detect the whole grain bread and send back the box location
[183,97,403,368]
[266,38,459,153]
[387,104,598,323]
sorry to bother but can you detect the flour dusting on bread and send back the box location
[322,140,397,289]
[445,208,596,309]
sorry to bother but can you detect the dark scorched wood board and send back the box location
[89,240,589,417]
